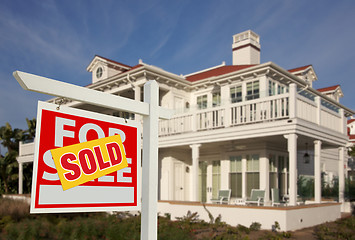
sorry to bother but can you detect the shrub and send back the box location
[249,222,261,231]
[236,224,250,234]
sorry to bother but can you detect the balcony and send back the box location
[159,89,345,137]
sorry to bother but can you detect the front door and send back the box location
[174,162,184,200]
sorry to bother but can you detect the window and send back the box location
[278,156,289,197]
[212,161,221,199]
[113,111,135,120]
[199,161,208,202]
[269,155,277,191]
[230,156,242,198]
[96,67,103,79]
[269,80,276,96]
[230,85,242,103]
[246,154,259,196]
[197,95,207,109]
[246,81,259,100]
[212,92,221,107]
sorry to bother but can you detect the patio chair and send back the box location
[210,189,231,204]
[245,189,265,206]
[271,188,286,206]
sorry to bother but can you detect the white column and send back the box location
[289,83,297,119]
[284,134,298,206]
[339,147,345,203]
[190,144,201,201]
[141,80,159,240]
[340,109,346,134]
[221,85,231,127]
[206,163,213,202]
[242,156,247,198]
[259,75,268,98]
[242,82,247,102]
[259,151,270,204]
[18,162,23,194]
[315,97,321,125]
[314,140,322,203]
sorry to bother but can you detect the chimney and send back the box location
[232,30,260,65]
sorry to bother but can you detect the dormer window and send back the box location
[96,67,103,79]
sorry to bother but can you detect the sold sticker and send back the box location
[51,134,128,191]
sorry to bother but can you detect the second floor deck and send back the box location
[159,84,347,138]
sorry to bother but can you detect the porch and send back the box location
[158,200,341,231]
[159,134,348,209]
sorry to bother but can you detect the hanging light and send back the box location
[304,143,310,164]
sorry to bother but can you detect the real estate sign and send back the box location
[30,101,141,213]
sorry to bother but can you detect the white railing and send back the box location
[19,140,35,156]
[159,113,193,135]
[320,107,341,132]
[231,94,289,125]
[196,108,225,130]
[296,95,317,124]
[159,94,289,136]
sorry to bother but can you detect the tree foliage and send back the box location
[0,119,36,194]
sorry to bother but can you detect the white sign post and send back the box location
[14,71,173,240]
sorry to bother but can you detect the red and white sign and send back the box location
[30,101,141,213]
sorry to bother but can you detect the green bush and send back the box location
[249,222,261,231]
[297,175,314,200]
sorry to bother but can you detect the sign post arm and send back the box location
[141,80,159,240]
[13,71,174,120]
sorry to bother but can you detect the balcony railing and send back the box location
[159,89,345,137]
[159,94,290,136]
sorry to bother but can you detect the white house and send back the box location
[17,30,354,230]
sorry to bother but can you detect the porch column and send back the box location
[190,144,201,201]
[284,133,298,206]
[339,146,345,203]
[314,140,322,203]
[18,161,23,194]
[289,83,297,119]
[259,151,270,203]
[242,156,247,198]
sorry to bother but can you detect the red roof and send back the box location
[185,64,317,82]
[95,55,132,69]
[288,65,312,73]
[129,64,143,71]
[185,65,256,82]
[348,119,355,124]
[317,85,340,93]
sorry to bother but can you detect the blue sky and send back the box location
[1,0,355,131]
